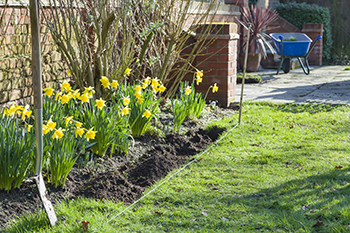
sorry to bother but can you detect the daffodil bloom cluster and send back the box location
[2,104,33,131]
[3,104,24,117]
[42,115,96,142]
[99,76,120,91]
[3,104,32,121]
[121,96,130,116]
[195,70,203,85]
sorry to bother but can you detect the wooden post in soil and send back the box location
[238,23,251,125]
[30,0,57,226]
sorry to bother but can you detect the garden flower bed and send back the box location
[0,107,233,230]
[0,71,235,230]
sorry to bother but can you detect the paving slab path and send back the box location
[235,66,350,105]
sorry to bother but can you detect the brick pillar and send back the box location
[302,23,323,66]
[195,23,239,107]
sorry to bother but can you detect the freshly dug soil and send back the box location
[0,108,234,230]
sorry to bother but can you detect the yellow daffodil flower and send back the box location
[185,86,192,95]
[144,76,151,85]
[43,87,54,96]
[65,116,74,126]
[21,105,32,121]
[159,84,166,93]
[212,83,219,93]
[52,127,65,140]
[83,86,95,97]
[134,85,142,92]
[3,105,20,117]
[55,92,62,101]
[142,110,151,118]
[27,124,33,132]
[111,80,119,88]
[137,98,143,104]
[75,128,85,138]
[61,94,70,104]
[62,80,72,92]
[151,78,159,88]
[46,117,56,131]
[196,70,203,79]
[100,76,110,89]
[142,83,147,89]
[85,127,97,141]
[71,90,80,99]
[95,98,105,110]
[67,69,72,76]
[123,97,130,106]
[79,93,89,103]
[43,125,50,135]
[3,108,9,117]
[196,77,203,85]
[120,107,129,116]
[134,91,142,99]
[74,121,82,128]
[152,86,159,93]
[124,68,131,76]
[6,105,23,116]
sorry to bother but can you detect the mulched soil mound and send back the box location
[77,171,144,204]
[126,130,213,188]
[0,108,235,231]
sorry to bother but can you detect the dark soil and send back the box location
[0,108,233,230]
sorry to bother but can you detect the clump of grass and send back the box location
[344,66,350,70]
[236,73,262,83]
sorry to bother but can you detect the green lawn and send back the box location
[7,103,350,233]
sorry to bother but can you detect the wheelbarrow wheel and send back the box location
[283,58,291,74]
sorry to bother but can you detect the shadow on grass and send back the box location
[220,167,350,231]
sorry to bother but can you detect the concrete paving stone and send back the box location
[235,65,350,105]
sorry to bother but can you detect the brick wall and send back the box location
[194,23,239,107]
[0,5,65,106]
[302,23,323,66]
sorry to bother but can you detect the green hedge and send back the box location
[276,2,333,60]
[249,0,258,6]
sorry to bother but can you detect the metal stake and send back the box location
[30,0,57,226]
[238,23,251,125]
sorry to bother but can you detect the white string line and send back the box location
[93,123,239,232]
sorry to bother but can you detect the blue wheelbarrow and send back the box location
[270,33,322,75]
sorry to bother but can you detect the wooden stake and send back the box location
[30,0,57,226]
[238,23,251,125]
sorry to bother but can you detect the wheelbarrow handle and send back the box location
[306,35,322,57]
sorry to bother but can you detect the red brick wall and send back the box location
[302,23,323,66]
[193,23,239,107]
[266,16,300,33]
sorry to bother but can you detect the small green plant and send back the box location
[46,128,87,188]
[344,66,350,70]
[0,109,34,192]
[171,99,187,133]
